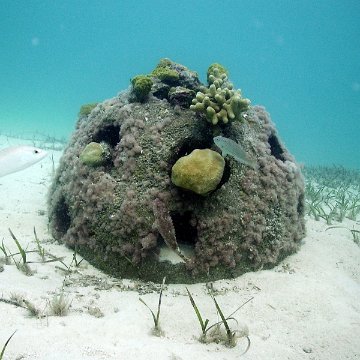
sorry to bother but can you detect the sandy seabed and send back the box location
[0,135,359,360]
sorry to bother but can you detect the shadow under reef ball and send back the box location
[48,59,306,283]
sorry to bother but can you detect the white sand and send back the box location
[0,135,359,360]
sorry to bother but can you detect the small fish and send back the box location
[0,145,48,178]
[213,136,257,170]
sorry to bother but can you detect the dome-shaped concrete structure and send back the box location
[48,60,305,283]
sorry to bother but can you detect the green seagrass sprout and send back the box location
[190,64,250,125]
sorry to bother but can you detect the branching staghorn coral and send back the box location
[190,64,250,125]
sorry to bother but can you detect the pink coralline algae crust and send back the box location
[48,60,305,283]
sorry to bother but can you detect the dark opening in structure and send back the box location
[268,133,286,161]
[171,211,198,247]
[297,193,305,216]
[93,124,121,147]
[52,197,71,238]
[216,160,231,189]
[152,85,170,100]
[170,136,213,166]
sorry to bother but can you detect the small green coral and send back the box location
[79,103,98,117]
[190,64,250,125]
[80,142,110,167]
[156,58,173,68]
[151,64,179,83]
[131,75,153,102]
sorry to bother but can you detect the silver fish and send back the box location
[0,145,48,177]
[213,136,257,170]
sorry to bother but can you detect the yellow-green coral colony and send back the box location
[151,66,179,83]
[130,60,181,102]
[78,103,98,117]
[171,149,225,195]
[190,65,250,125]
[80,142,109,167]
[207,63,228,82]
[131,75,153,102]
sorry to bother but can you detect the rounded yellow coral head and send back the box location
[171,149,225,195]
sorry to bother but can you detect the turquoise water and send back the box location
[1,0,359,168]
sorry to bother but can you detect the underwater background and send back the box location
[0,0,359,169]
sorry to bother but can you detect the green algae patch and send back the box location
[79,103,98,117]
[131,75,153,102]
